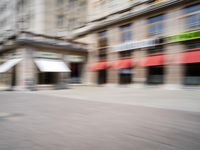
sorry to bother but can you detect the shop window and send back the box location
[119,68,132,84]
[184,63,200,85]
[147,14,165,36]
[120,24,133,43]
[184,4,200,29]
[38,72,58,84]
[147,46,164,54]
[147,66,165,84]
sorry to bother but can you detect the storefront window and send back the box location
[184,63,200,85]
[147,14,165,36]
[119,68,132,84]
[120,24,133,43]
[147,66,165,84]
[184,4,200,29]
[38,72,58,84]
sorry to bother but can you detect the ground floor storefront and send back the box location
[0,32,88,90]
[88,41,200,88]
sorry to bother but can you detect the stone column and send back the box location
[133,19,148,86]
[107,27,120,85]
[16,48,36,90]
[84,34,99,85]
[163,8,185,89]
[165,43,184,88]
[133,49,147,86]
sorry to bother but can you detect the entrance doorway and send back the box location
[147,66,164,84]
[119,68,132,84]
[97,70,107,84]
[184,63,200,85]
[70,63,82,83]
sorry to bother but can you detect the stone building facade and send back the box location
[73,0,200,87]
[0,0,88,39]
[0,0,89,90]
[0,32,88,90]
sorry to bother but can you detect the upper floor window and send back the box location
[69,0,78,8]
[57,15,64,28]
[147,14,165,36]
[57,0,64,6]
[184,4,200,29]
[97,31,108,60]
[68,18,76,31]
[98,48,107,60]
[120,24,133,43]
[97,31,108,48]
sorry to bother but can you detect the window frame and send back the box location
[147,14,165,37]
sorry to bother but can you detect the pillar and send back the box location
[16,48,36,90]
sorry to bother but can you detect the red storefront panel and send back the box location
[89,61,110,71]
[112,58,134,69]
[141,55,165,67]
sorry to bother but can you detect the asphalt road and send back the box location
[0,92,200,150]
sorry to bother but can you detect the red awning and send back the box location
[89,61,109,71]
[181,50,200,64]
[141,54,165,67]
[112,58,134,69]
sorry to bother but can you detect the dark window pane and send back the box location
[185,14,200,29]
[147,14,165,24]
[147,46,164,54]
[119,50,132,58]
[98,31,107,37]
[148,23,164,36]
[120,24,132,42]
[184,4,200,14]
[98,38,108,47]
[120,24,132,31]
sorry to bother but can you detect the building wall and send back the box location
[0,0,16,40]
[75,0,200,86]
[0,0,88,39]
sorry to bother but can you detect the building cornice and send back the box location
[73,0,189,38]
[0,32,88,53]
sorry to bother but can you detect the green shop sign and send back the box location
[168,30,200,42]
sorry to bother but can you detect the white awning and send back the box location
[0,58,22,73]
[34,59,71,72]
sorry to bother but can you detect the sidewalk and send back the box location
[35,85,200,113]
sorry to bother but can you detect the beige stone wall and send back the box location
[16,48,36,90]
